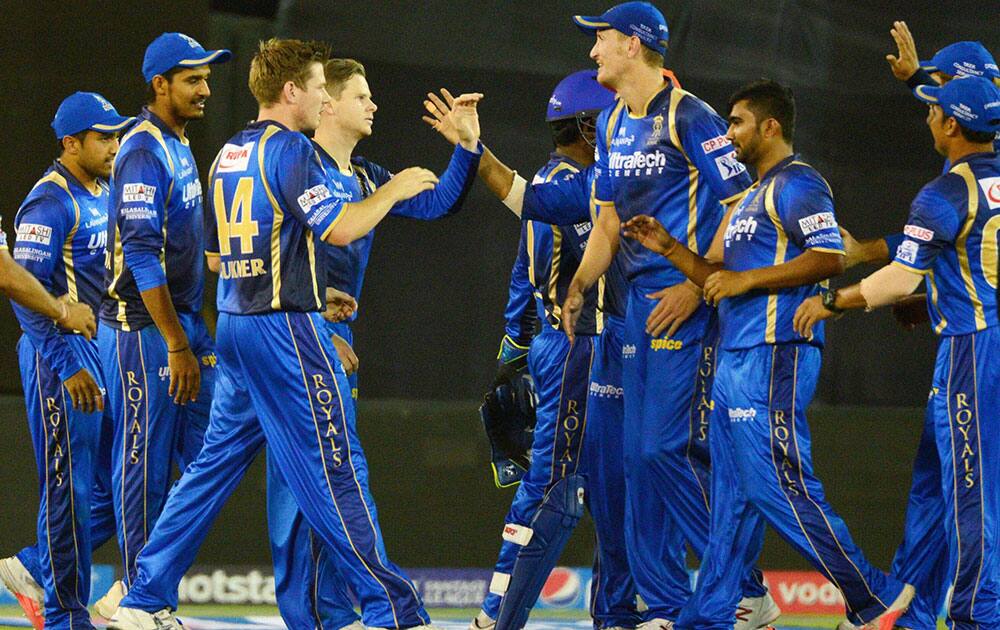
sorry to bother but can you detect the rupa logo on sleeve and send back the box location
[297,184,331,214]
[122,183,156,205]
[16,223,52,245]
[797,212,837,235]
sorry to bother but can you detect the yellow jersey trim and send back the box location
[950,163,987,331]
[762,180,786,344]
[257,125,284,310]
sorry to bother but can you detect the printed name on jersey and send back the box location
[217,142,255,173]
[122,183,156,204]
[714,151,746,180]
[16,223,52,245]
[903,224,935,242]
[896,240,919,264]
[979,176,1000,210]
[121,205,157,221]
[297,184,332,214]
[797,212,837,235]
[701,135,731,154]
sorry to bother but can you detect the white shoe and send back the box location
[108,606,183,629]
[468,611,495,630]
[338,622,366,630]
[636,618,674,630]
[94,579,127,620]
[734,592,781,629]
[0,556,44,630]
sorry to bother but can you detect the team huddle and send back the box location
[0,2,998,630]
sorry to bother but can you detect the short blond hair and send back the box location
[249,38,330,106]
[324,58,366,98]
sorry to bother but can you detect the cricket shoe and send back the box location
[0,555,44,630]
[338,622,366,630]
[839,584,915,630]
[734,592,782,629]
[371,626,442,630]
[107,606,183,629]
[468,610,495,630]
[93,579,126,620]
[636,618,674,630]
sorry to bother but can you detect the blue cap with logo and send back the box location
[51,92,134,139]
[914,75,1000,133]
[546,70,617,121]
[920,41,999,81]
[573,2,669,56]
[142,32,232,83]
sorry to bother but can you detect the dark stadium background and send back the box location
[0,1,994,571]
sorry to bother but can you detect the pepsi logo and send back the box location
[538,567,581,608]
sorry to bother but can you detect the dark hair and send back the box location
[728,79,796,141]
[57,130,90,156]
[956,122,998,144]
[549,117,582,147]
[146,66,184,104]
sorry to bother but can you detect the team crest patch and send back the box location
[715,151,746,180]
[122,183,156,204]
[297,185,332,214]
[798,212,837,235]
[896,240,919,264]
[16,223,52,245]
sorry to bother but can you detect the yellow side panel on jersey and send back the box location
[666,88,700,252]
[951,163,987,331]
[256,125,285,311]
[31,171,82,301]
[763,180,787,344]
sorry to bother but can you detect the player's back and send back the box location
[907,152,1000,335]
[207,121,342,316]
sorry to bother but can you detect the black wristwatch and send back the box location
[822,289,844,314]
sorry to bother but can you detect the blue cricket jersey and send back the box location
[206,121,346,315]
[593,81,753,286]
[102,108,205,330]
[314,141,480,319]
[12,161,109,378]
[718,155,845,351]
[892,151,1000,335]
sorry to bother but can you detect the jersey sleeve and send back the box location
[675,97,753,204]
[503,223,537,346]
[521,167,593,225]
[388,143,482,219]
[115,148,170,292]
[776,170,844,254]
[891,182,961,274]
[11,196,83,379]
[274,134,347,241]
[592,107,616,206]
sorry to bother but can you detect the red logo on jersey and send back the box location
[989,182,1000,204]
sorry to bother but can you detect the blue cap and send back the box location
[51,92,134,139]
[142,32,231,83]
[914,75,1000,133]
[573,2,669,56]
[546,70,617,121]
[920,41,999,81]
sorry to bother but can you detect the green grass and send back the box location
[0,606,951,628]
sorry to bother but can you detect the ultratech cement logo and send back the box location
[589,382,624,398]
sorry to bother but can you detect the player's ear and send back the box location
[282,80,299,104]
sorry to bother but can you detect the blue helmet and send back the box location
[546,69,616,122]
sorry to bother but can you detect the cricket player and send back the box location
[622,78,914,630]
[109,38,482,629]
[268,56,482,630]
[97,32,230,610]
[562,3,773,626]
[2,92,132,630]
[795,75,1000,630]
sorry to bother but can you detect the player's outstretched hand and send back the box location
[449,91,484,152]
[704,270,754,306]
[64,368,104,414]
[322,287,357,323]
[57,299,97,340]
[331,334,359,376]
[621,215,677,256]
[793,294,834,338]
[892,293,930,330]
[384,167,439,203]
[886,20,919,81]
[168,347,201,405]
[561,284,585,342]
[423,89,460,145]
[645,282,700,338]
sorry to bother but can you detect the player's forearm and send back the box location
[662,245,722,288]
[328,189,400,245]
[0,251,66,320]
[477,146,516,201]
[573,207,618,291]
[744,250,845,292]
[139,284,189,350]
[854,237,891,266]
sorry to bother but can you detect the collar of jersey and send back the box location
[626,80,672,119]
[312,140,354,174]
[139,106,188,145]
[548,151,586,172]
[758,153,800,185]
[949,150,998,170]
[249,118,291,133]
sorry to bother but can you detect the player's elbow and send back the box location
[0,251,16,293]
[323,226,354,247]
[206,255,220,274]
[828,254,846,277]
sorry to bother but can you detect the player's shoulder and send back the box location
[351,155,391,185]
[914,171,967,214]
[534,154,581,184]
[776,159,830,193]
[672,86,723,122]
